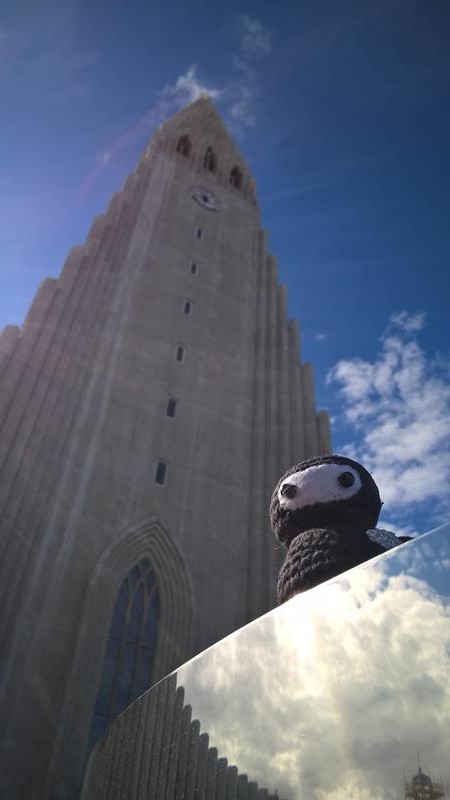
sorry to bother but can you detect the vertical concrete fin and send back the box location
[60,245,85,283]
[175,705,193,800]
[147,680,170,799]
[237,773,249,800]
[123,172,141,201]
[21,278,59,338]
[301,361,319,456]
[0,325,20,371]
[105,192,125,222]
[288,322,306,462]
[205,747,219,800]
[163,684,185,800]
[86,214,109,255]
[266,254,279,492]
[265,254,280,608]
[247,228,270,621]
[185,718,201,800]
[155,675,178,800]
[287,318,301,362]
[277,284,292,471]
[258,228,269,254]
[216,758,228,800]
[195,732,210,800]
[317,409,332,454]
[226,766,238,800]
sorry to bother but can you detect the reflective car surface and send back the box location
[83,523,450,800]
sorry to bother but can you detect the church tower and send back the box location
[0,98,330,799]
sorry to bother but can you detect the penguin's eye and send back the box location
[280,483,297,499]
[338,471,355,488]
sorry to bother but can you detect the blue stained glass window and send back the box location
[96,638,119,713]
[127,585,144,643]
[134,646,153,698]
[109,581,128,638]
[130,565,140,587]
[87,560,160,755]
[87,712,107,754]
[145,591,159,647]
[114,643,137,716]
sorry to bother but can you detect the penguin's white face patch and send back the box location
[278,463,362,510]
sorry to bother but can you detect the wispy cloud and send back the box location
[238,14,273,61]
[83,15,273,192]
[156,14,273,135]
[81,65,223,195]
[180,555,450,800]
[159,14,273,131]
[327,311,450,530]
[314,332,328,343]
[226,15,273,131]
[161,65,224,106]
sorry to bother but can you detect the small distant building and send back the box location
[405,766,446,800]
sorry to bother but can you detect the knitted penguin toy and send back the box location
[270,454,411,604]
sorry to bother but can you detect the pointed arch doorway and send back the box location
[87,557,160,751]
[46,518,193,798]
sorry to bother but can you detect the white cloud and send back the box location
[179,547,450,800]
[327,311,450,528]
[225,16,272,131]
[314,332,328,342]
[161,65,224,107]
[160,17,273,134]
[86,16,273,189]
[389,310,426,333]
[237,14,273,61]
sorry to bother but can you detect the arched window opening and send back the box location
[87,559,159,753]
[203,146,217,173]
[176,135,191,157]
[230,166,243,189]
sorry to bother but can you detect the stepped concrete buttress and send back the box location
[0,98,330,800]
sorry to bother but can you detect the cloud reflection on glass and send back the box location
[178,525,450,800]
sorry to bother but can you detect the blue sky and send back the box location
[1,0,449,535]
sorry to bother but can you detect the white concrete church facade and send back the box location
[0,98,330,799]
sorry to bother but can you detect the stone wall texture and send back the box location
[0,98,330,799]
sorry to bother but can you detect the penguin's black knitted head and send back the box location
[270,454,382,547]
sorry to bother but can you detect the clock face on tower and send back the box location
[191,186,220,211]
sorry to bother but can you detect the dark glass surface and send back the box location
[114,642,137,714]
[128,584,144,643]
[168,524,450,800]
[145,591,159,646]
[96,638,119,714]
[109,581,128,638]
[155,461,167,484]
[87,561,160,756]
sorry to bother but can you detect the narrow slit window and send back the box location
[175,345,185,362]
[195,227,204,240]
[183,299,193,316]
[230,166,243,189]
[190,261,198,275]
[155,461,167,485]
[176,135,191,157]
[203,146,217,173]
[166,398,177,418]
